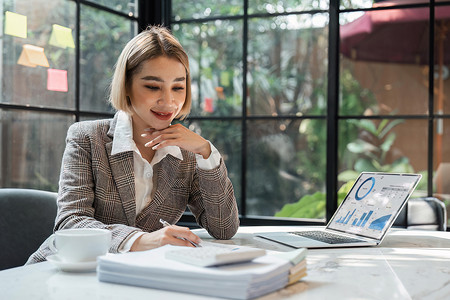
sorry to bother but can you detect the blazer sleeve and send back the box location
[54,122,140,252]
[187,158,240,240]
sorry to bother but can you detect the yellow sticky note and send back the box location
[17,44,50,68]
[4,11,27,38]
[49,24,75,49]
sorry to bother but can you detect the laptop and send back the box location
[256,172,422,248]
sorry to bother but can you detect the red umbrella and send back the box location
[341,0,450,64]
[340,0,450,169]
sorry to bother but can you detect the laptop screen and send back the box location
[327,172,422,240]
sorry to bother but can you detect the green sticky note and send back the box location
[49,24,75,49]
[4,11,27,38]
[220,71,230,87]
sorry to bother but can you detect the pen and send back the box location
[159,218,201,248]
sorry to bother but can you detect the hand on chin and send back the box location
[143,121,171,132]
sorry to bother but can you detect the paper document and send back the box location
[97,244,291,299]
[165,241,266,267]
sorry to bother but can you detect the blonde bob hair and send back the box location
[109,26,191,120]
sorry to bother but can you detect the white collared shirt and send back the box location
[111,111,221,251]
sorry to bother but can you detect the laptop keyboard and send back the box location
[289,231,365,244]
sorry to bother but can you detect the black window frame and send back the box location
[2,0,448,229]
[141,0,450,228]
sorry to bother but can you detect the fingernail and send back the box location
[144,142,151,147]
[152,145,157,150]
[141,133,148,137]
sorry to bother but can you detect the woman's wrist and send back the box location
[198,141,211,159]
[130,233,145,252]
[130,233,157,251]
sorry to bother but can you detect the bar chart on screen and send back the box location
[336,209,391,231]
[335,209,356,225]
[351,210,374,227]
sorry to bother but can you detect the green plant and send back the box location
[275,116,429,219]
[275,180,355,219]
[339,117,428,194]
[338,118,415,182]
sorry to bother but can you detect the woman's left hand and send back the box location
[142,124,211,159]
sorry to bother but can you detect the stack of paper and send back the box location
[97,245,291,300]
[270,248,308,285]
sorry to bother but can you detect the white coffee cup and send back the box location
[48,228,111,263]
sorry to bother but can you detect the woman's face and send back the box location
[127,55,186,130]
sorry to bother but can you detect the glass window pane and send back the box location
[2,0,76,109]
[246,119,326,218]
[179,119,242,209]
[338,118,428,196]
[79,114,112,122]
[434,117,450,224]
[249,0,329,14]
[339,60,430,115]
[340,0,429,10]
[173,21,243,117]
[248,14,328,116]
[172,0,243,21]
[434,117,449,187]
[0,109,74,190]
[85,0,138,16]
[434,5,450,115]
[340,8,430,116]
[340,8,430,64]
[80,5,136,113]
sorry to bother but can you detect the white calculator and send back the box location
[165,242,266,267]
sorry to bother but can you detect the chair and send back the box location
[0,188,57,270]
[393,197,447,231]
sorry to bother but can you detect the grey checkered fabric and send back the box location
[26,113,239,264]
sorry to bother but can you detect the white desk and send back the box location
[1,227,450,300]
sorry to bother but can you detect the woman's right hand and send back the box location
[130,225,202,252]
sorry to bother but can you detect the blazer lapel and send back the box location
[153,154,182,205]
[106,115,136,226]
[135,154,182,227]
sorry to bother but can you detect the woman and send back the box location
[27,26,239,263]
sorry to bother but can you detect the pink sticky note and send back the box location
[204,97,214,113]
[47,68,68,92]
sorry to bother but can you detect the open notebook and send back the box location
[257,172,422,248]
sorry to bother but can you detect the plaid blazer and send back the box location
[27,113,239,264]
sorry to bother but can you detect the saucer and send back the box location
[47,255,97,272]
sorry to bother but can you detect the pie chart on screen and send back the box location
[355,177,375,200]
